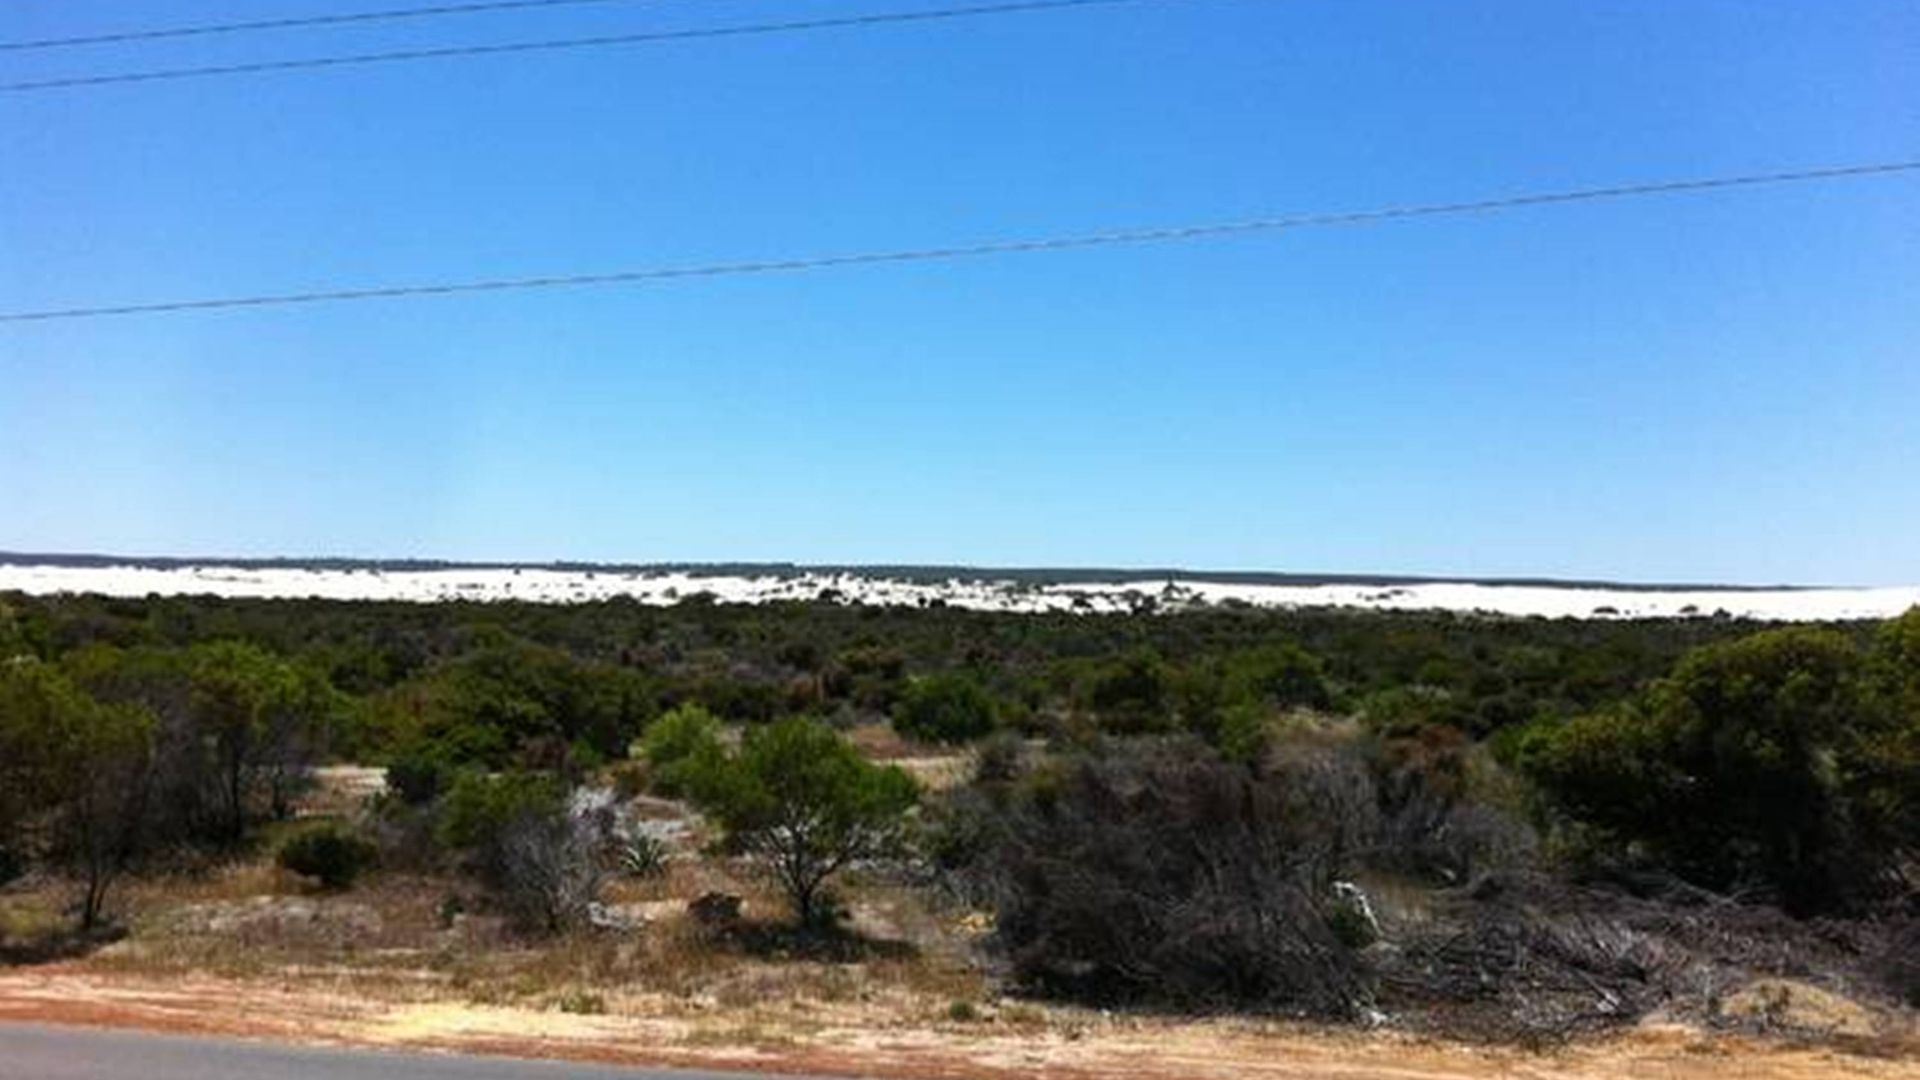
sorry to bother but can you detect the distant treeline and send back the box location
[1,591,1793,765]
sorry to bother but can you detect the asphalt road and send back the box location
[0,1023,843,1080]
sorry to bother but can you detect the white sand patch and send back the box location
[0,562,1914,622]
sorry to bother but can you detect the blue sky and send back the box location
[2,0,1916,584]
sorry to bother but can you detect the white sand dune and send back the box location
[2,561,1915,621]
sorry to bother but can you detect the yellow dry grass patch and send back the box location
[1722,979,1883,1039]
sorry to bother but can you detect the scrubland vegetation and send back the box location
[0,590,1915,1054]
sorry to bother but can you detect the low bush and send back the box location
[894,673,998,744]
[1882,914,1920,1006]
[1517,626,1907,912]
[277,824,377,890]
[638,704,727,798]
[435,772,616,933]
[951,740,1369,1015]
[617,832,668,879]
[385,751,449,806]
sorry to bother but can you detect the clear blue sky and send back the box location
[2,0,1916,584]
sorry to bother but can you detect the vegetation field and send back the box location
[1,591,1915,1075]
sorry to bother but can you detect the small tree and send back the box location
[680,717,918,928]
[895,673,998,745]
[0,659,156,930]
[1858,609,1920,866]
[1520,626,1879,910]
[188,642,332,842]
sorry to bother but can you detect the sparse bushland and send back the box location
[1,589,1916,1052]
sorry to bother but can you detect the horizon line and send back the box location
[0,549,1858,594]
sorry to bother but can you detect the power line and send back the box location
[0,0,644,53]
[3,160,1913,324]
[1,0,1166,93]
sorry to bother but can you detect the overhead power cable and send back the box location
[3,160,1913,324]
[0,0,645,52]
[1,0,1164,93]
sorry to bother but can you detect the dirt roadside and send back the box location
[1,966,1914,1080]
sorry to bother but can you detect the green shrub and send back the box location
[278,824,377,890]
[436,772,611,933]
[1324,889,1380,949]
[436,770,564,851]
[554,989,606,1015]
[618,832,668,879]
[1519,626,1888,911]
[1224,643,1333,712]
[1082,650,1175,734]
[638,704,728,797]
[1215,700,1272,764]
[385,751,449,806]
[895,673,998,745]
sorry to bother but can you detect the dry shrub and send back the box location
[1374,875,1675,1042]
[1374,870,1905,1044]
[946,728,1543,1019]
[1878,913,1920,1006]
[959,740,1369,1016]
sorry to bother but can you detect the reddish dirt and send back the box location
[1,966,1914,1080]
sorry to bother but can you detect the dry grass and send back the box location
[6,768,1914,1080]
[39,823,992,1042]
[0,890,66,942]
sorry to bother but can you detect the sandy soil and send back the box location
[5,560,1918,620]
[0,966,1914,1080]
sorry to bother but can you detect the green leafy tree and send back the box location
[1521,626,1875,909]
[678,717,918,927]
[188,642,331,841]
[0,659,156,929]
[894,673,998,744]
[1852,608,1920,866]
[1873,606,1920,716]
[372,642,652,770]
